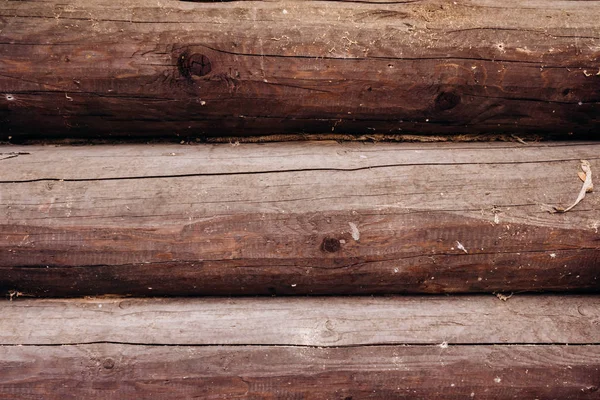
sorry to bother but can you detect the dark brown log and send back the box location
[1,142,600,296]
[1,296,599,399]
[1,0,599,139]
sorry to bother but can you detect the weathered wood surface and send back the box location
[3,296,600,345]
[1,0,599,139]
[1,142,600,296]
[1,296,599,399]
[2,344,599,399]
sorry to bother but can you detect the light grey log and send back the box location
[1,296,599,346]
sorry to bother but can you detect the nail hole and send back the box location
[5,94,15,101]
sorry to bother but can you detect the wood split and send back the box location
[510,135,528,145]
[0,151,30,161]
[552,160,593,213]
[7,290,23,301]
[495,292,514,302]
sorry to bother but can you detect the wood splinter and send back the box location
[553,160,593,213]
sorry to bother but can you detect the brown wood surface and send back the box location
[1,344,599,399]
[1,0,599,139]
[1,296,599,399]
[2,296,600,345]
[1,141,600,296]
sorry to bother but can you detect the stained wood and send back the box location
[1,142,600,296]
[2,296,599,345]
[1,0,599,139]
[1,344,599,399]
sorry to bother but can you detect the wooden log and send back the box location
[2,296,600,345]
[2,141,600,296]
[1,142,600,296]
[0,296,599,399]
[1,0,599,139]
[2,344,599,399]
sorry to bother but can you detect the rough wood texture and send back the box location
[1,0,599,139]
[1,142,600,296]
[3,296,600,345]
[2,344,599,399]
[1,296,599,399]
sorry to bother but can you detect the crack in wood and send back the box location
[2,158,599,184]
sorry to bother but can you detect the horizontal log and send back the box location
[2,344,599,399]
[2,296,599,345]
[1,142,600,296]
[1,0,599,138]
[1,296,599,399]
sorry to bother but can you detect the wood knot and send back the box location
[178,53,212,79]
[321,237,341,253]
[102,358,115,370]
[435,91,461,111]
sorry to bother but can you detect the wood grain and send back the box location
[1,344,599,399]
[1,295,599,399]
[1,142,600,296]
[1,0,599,139]
[2,296,599,345]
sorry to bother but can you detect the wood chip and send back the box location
[553,160,593,213]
